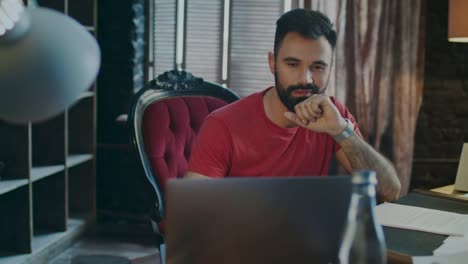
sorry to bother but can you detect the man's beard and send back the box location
[274,72,322,113]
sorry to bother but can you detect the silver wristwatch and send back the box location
[333,118,354,143]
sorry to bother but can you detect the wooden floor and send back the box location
[49,222,160,264]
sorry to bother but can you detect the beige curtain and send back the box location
[311,0,425,195]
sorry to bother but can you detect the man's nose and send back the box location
[299,70,313,85]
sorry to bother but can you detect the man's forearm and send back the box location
[340,133,401,201]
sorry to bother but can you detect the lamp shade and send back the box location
[0,4,100,123]
[448,0,468,42]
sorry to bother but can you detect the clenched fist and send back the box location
[284,94,347,136]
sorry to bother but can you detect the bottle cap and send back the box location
[351,170,377,185]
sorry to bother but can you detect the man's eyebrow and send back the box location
[282,57,329,67]
[283,57,301,62]
[313,60,329,66]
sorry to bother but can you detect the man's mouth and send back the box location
[291,89,313,97]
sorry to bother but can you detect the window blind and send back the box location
[184,0,224,84]
[228,0,282,97]
[153,0,177,76]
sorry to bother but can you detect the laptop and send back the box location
[165,176,352,264]
[455,143,468,191]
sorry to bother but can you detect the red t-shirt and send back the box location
[188,87,361,178]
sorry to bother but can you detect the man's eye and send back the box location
[288,63,298,67]
[312,65,325,72]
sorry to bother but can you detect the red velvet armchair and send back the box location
[128,70,239,263]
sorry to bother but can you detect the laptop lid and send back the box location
[165,176,352,264]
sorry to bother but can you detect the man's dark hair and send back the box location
[274,9,336,57]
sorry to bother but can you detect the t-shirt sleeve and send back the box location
[187,115,232,177]
[331,97,363,153]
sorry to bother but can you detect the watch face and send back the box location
[345,119,354,130]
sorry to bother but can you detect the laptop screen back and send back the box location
[166,176,351,264]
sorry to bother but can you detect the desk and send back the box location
[385,189,468,264]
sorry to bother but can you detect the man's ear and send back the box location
[268,52,276,75]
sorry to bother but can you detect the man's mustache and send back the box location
[287,83,321,94]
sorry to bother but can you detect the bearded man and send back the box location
[185,8,401,201]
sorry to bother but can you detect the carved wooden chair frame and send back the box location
[128,69,239,239]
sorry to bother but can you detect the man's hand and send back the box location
[284,94,401,201]
[185,171,211,179]
[284,94,346,136]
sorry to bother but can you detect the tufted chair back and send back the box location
[128,70,239,261]
[141,96,228,190]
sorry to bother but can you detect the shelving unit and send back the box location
[0,179,29,195]
[0,1,98,263]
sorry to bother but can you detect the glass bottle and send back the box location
[337,170,386,264]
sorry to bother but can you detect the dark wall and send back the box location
[96,0,152,222]
[412,0,468,189]
[97,0,142,144]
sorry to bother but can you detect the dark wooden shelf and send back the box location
[78,91,95,100]
[0,218,89,264]
[0,1,97,263]
[68,0,95,27]
[84,26,96,32]
[32,218,87,252]
[67,154,93,168]
[30,165,65,183]
[0,179,29,195]
[0,252,30,264]
[69,212,94,223]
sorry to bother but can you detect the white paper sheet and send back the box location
[375,203,468,236]
[433,231,468,255]
[413,250,468,264]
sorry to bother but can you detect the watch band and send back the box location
[333,118,354,143]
